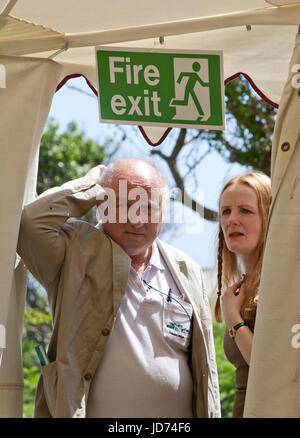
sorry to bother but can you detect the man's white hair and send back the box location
[100,159,167,187]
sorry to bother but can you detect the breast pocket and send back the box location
[163,297,193,350]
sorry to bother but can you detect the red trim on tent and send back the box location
[225,72,279,109]
[56,73,98,95]
[55,72,278,147]
[138,126,172,146]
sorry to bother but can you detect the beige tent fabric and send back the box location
[0,15,65,56]
[0,1,299,144]
[267,1,300,5]
[0,55,62,416]
[0,1,297,105]
[244,31,300,418]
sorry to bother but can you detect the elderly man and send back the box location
[17,158,220,418]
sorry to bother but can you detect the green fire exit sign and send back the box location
[96,47,224,130]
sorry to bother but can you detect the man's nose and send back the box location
[130,218,144,228]
[128,209,146,227]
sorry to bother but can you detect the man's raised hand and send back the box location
[86,164,106,186]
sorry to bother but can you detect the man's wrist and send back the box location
[226,314,243,329]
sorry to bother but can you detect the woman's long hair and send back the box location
[214,172,271,323]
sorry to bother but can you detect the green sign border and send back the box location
[95,46,225,131]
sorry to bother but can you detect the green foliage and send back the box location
[23,280,52,417]
[213,322,236,418]
[37,118,114,194]
[150,75,275,222]
[207,75,277,176]
[22,339,41,418]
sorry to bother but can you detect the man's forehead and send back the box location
[111,174,162,192]
[114,162,160,181]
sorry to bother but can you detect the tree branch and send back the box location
[151,129,218,222]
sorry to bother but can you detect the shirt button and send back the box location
[84,372,92,381]
[281,142,290,152]
[102,328,110,336]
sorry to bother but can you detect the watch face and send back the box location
[229,322,246,339]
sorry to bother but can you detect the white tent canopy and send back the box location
[1,0,300,417]
[1,0,300,142]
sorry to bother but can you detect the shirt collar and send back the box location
[96,221,104,232]
[148,241,165,272]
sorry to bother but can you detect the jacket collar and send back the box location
[156,239,191,303]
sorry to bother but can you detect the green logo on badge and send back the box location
[96,47,224,130]
[166,321,190,339]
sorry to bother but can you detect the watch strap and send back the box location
[229,321,247,340]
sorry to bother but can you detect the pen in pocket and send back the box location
[35,343,50,366]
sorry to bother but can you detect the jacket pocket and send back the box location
[41,361,58,417]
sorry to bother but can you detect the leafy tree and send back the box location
[23,119,114,417]
[151,75,277,221]
[213,76,275,175]
[37,118,113,194]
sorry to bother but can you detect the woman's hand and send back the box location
[221,279,253,365]
[221,279,246,329]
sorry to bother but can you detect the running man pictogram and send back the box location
[170,61,209,121]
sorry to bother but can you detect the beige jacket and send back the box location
[17,177,220,418]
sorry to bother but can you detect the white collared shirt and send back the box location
[86,241,194,418]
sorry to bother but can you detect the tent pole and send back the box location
[0,0,18,17]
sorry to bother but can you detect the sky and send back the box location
[48,76,247,270]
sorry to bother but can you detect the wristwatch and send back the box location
[229,321,247,340]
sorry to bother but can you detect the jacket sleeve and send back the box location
[198,268,221,418]
[17,176,105,289]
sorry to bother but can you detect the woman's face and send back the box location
[220,183,262,261]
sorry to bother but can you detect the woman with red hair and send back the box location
[214,172,271,417]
